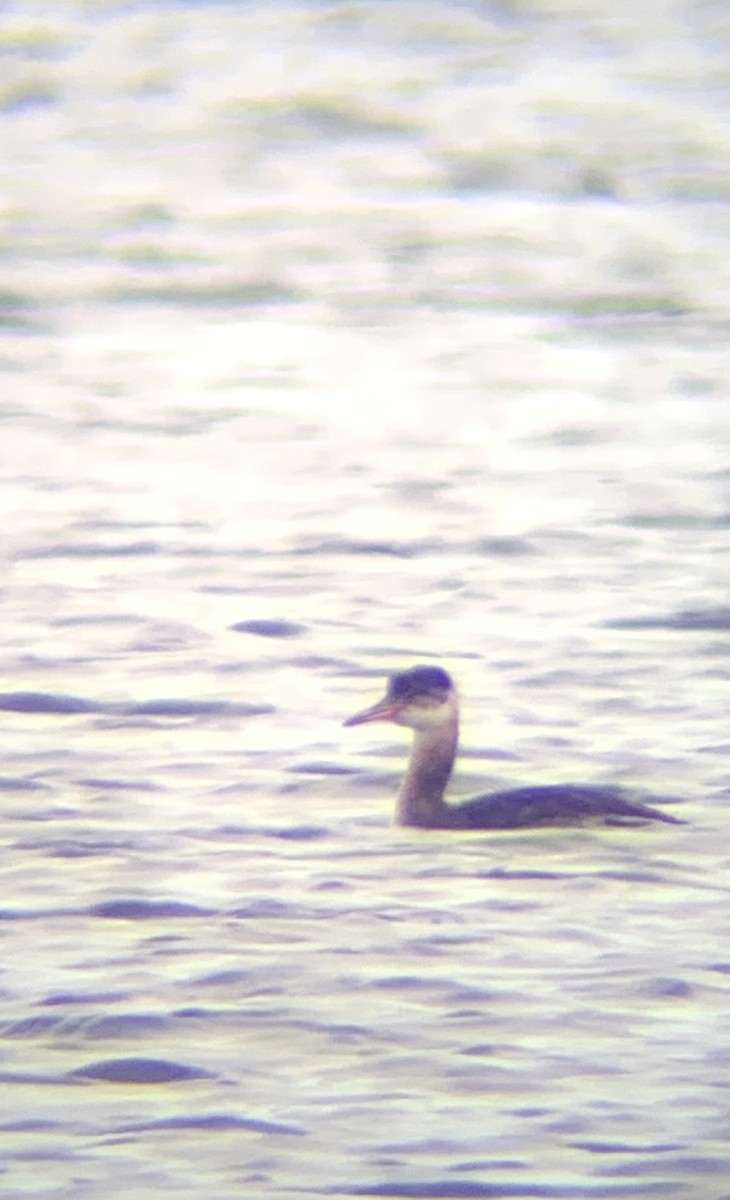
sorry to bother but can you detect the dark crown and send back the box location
[388,665,453,701]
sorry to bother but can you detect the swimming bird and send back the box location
[343,665,684,829]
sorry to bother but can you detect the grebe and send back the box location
[344,665,684,830]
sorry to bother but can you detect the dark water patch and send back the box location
[279,777,356,797]
[287,655,355,670]
[699,646,730,665]
[42,991,129,1007]
[268,824,332,841]
[291,536,443,559]
[313,1181,682,1197]
[0,692,100,714]
[469,537,534,557]
[53,613,143,627]
[17,824,132,850]
[5,1146,74,1162]
[402,934,469,954]
[199,823,263,840]
[70,1056,213,1083]
[73,519,208,534]
[0,1070,83,1086]
[107,280,302,306]
[0,294,41,330]
[373,905,463,925]
[16,540,162,559]
[296,100,410,138]
[518,670,585,688]
[595,1154,730,1177]
[230,619,307,638]
[203,822,331,842]
[92,899,216,920]
[229,894,366,918]
[447,984,502,1004]
[292,533,533,559]
[605,606,730,631]
[118,1112,305,1135]
[477,868,564,882]
[332,766,396,788]
[120,698,273,717]
[377,1139,480,1155]
[8,806,80,824]
[30,838,138,860]
[0,775,50,791]
[77,776,160,791]
[1,1015,64,1038]
[620,512,727,529]
[231,898,311,919]
[368,975,446,992]
[450,1162,533,1173]
[636,977,693,1000]
[295,1019,373,1040]
[571,1142,682,1155]
[697,744,730,761]
[0,1119,60,1132]
[192,968,251,987]
[83,1013,170,1039]
[201,576,284,598]
[544,425,604,447]
[286,761,359,776]
[126,631,199,652]
[462,748,522,762]
[596,870,674,885]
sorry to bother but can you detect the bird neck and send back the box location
[395,713,459,828]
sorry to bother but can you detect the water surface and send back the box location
[1,2,730,1197]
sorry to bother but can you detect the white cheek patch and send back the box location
[400,700,451,731]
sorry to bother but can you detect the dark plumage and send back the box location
[344,666,685,830]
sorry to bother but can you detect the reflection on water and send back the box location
[2,1,730,1197]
